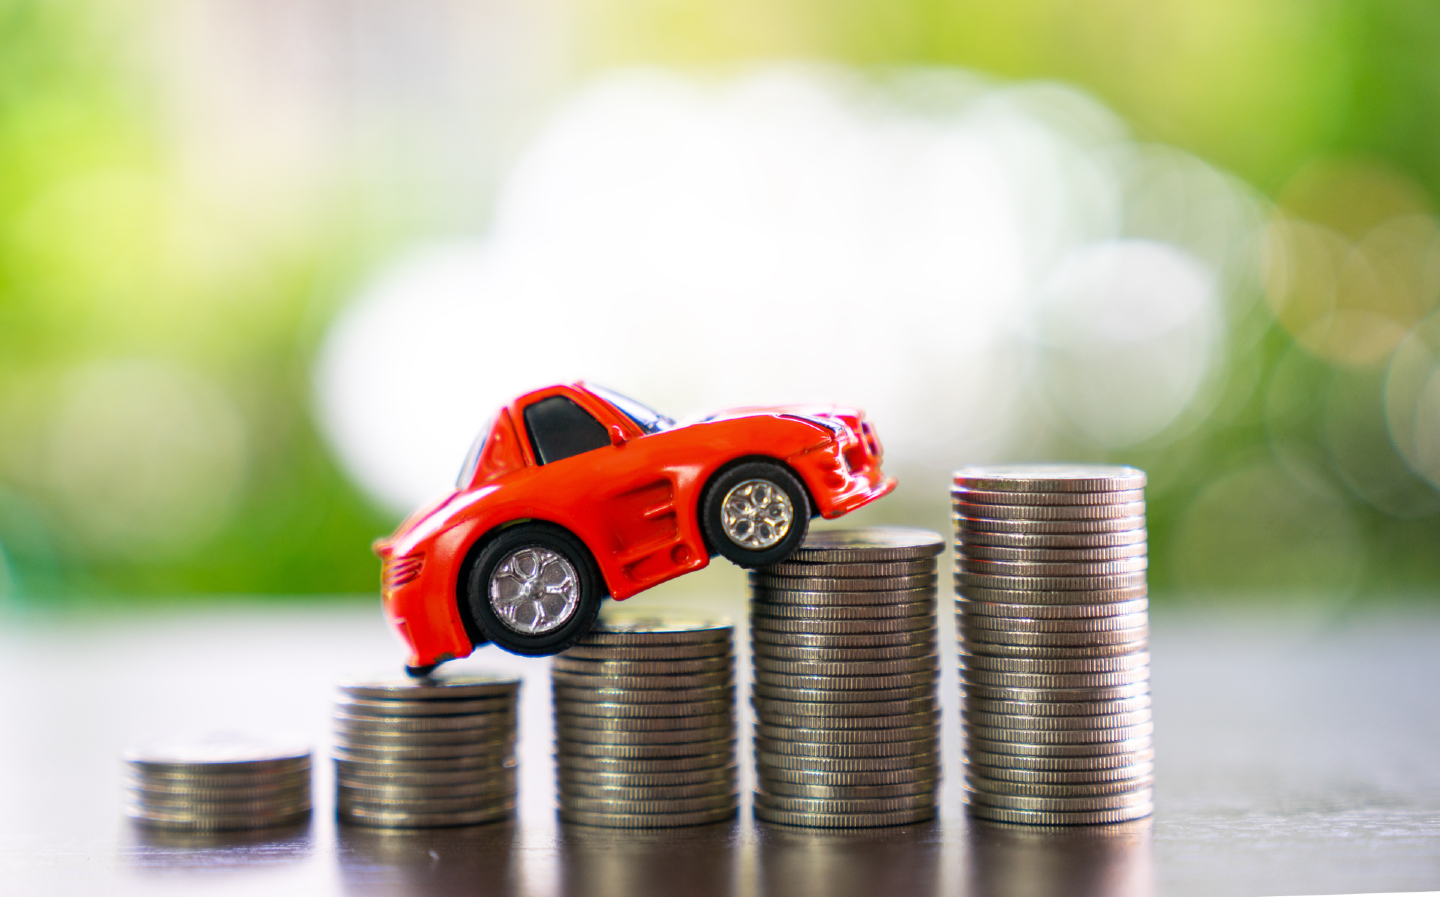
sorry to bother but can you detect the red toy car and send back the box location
[374,382,895,670]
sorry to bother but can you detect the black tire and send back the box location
[701,460,810,568]
[465,522,605,656]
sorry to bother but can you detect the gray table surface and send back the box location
[1,584,1437,897]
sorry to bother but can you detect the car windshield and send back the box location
[588,384,675,434]
[455,422,488,488]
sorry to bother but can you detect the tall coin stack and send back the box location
[953,464,1153,825]
[333,674,520,828]
[123,735,311,831]
[552,618,739,828]
[750,526,946,828]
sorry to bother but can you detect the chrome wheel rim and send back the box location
[720,478,794,550]
[489,546,580,635]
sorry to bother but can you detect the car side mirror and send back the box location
[609,425,630,447]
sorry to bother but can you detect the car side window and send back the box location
[523,396,611,465]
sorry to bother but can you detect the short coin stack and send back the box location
[750,526,946,828]
[953,464,1153,825]
[333,674,520,828]
[123,735,311,831]
[552,618,738,828]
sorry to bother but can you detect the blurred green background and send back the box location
[3,0,1439,607]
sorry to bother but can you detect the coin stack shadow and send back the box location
[750,526,946,828]
[953,464,1153,825]
[552,619,739,828]
[123,737,311,831]
[333,675,520,828]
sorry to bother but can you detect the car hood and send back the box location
[695,403,863,433]
[374,486,500,559]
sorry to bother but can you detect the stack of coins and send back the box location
[333,674,520,828]
[553,618,738,828]
[750,527,946,828]
[123,735,311,831]
[953,464,1153,825]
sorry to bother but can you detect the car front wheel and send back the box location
[702,461,810,568]
[466,522,604,656]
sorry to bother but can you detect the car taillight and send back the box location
[385,551,424,590]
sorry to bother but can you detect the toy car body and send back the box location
[374,382,895,668]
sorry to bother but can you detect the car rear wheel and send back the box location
[702,461,810,568]
[466,522,604,656]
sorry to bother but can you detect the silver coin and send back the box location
[557,752,735,774]
[960,529,1148,549]
[962,626,1149,648]
[753,656,938,677]
[962,682,1149,703]
[965,786,1152,812]
[558,806,737,828]
[335,695,516,718]
[561,792,736,814]
[752,588,936,607]
[955,571,1147,592]
[127,792,311,814]
[555,712,731,732]
[957,557,1148,577]
[752,640,937,662]
[334,728,516,748]
[959,598,1148,619]
[754,685,933,705]
[558,765,737,789]
[954,501,1145,522]
[752,695,936,718]
[556,724,732,745]
[750,573,938,592]
[126,774,310,800]
[761,735,938,759]
[760,559,936,578]
[759,765,939,787]
[750,615,936,635]
[952,465,1146,493]
[952,488,1146,507]
[755,723,937,744]
[338,674,520,702]
[963,722,1152,745]
[753,791,936,814]
[551,684,733,705]
[126,766,311,789]
[959,653,1149,674]
[751,601,934,621]
[754,709,940,731]
[757,777,935,799]
[550,670,732,691]
[752,670,937,691]
[554,702,733,724]
[964,802,1153,825]
[557,739,734,760]
[333,741,513,762]
[961,640,1148,660]
[787,527,946,563]
[967,749,1154,772]
[966,760,1153,784]
[960,667,1149,689]
[123,735,310,773]
[751,628,938,649]
[559,780,737,801]
[954,516,1147,535]
[756,750,939,772]
[966,735,1153,759]
[338,789,514,813]
[338,801,514,828]
[577,618,732,647]
[965,773,1154,798]
[333,756,516,779]
[337,778,514,801]
[957,585,1148,606]
[562,642,730,661]
[753,805,935,828]
[960,543,1147,562]
[334,711,515,733]
[961,612,1148,633]
[963,710,1151,731]
[964,696,1150,717]
[552,656,732,677]
[125,805,311,831]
